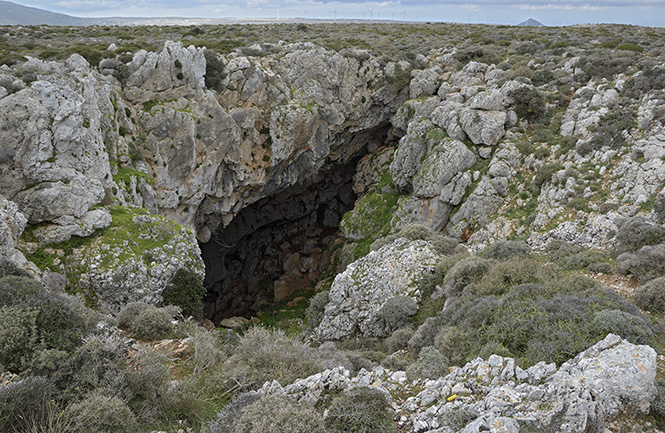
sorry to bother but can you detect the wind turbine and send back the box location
[369,8,374,20]
[400,9,406,21]
[329,8,337,22]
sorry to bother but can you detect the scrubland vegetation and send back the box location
[2,20,665,433]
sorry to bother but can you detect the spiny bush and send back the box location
[0,276,97,355]
[186,325,226,376]
[0,376,55,433]
[406,346,449,380]
[223,327,321,389]
[306,290,330,329]
[545,240,613,272]
[592,309,654,344]
[235,394,327,433]
[377,296,418,333]
[437,282,651,366]
[480,240,530,260]
[66,394,138,433]
[442,256,492,298]
[472,257,553,297]
[0,306,40,372]
[634,277,665,313]
[162,268,206,319]
[508,86,546,122]
[434,326,469,367]
[384,327,414,354]
[617,244,665,282]
[117,301,150,329]
[615,216,665,253]
[325,387,396,433]
[437,406,478,431]
[203,392,261,433]
[130,306,174,341]
[589,107,636,151]
[408,316,441,357]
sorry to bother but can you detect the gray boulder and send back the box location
[316,239,441,340]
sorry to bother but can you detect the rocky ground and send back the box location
[1,22,665,433]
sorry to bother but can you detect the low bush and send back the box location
[66,394,138,433]
[223,327,321,389]
[442,257,492,298]
[545,240,613,272]
[616,217,665,253]
[377,296,418,333]
[203,392,261,433]
[130,306,174,341]
[384,327,413,354]
[0,376,55,433]
[634,277,665,313]
[408,316,441,356]
[0,276,97,355]
[418,252,468,299]
[617,244,665,282]
[162,268,206,319]
[592,309,653,344]
[437,406,479,431]
[325,387,395,433]
[472,257,548,296]
[406,346,448,380]
[235,394,327,433]
[117,301,150,329]
[434,326,469,367]
[306,291,330,329]
[0,306,40,372]
[480,240,530,260]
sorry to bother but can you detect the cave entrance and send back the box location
[200,124,392,322]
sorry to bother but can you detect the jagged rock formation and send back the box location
[2,34,665,319]
[255,334,657,433]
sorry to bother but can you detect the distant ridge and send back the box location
[518,18,544,26]
[0,0,86,25]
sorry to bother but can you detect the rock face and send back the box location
[0,194,36,276]
[256,334,657,433]
[316,238,441,340]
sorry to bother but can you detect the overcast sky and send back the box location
[11,0,665,27]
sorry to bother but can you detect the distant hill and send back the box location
[518,18,544,26]
[0,0,87,25]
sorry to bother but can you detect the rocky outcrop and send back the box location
[256,334,657,433]
[316,238,441,340]
[0,194,36,276]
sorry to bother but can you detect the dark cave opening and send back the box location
[200,124,392,322]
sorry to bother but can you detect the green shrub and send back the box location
[127,347,170,405]
[0,276,97,355]
[430,236,460,255]
[634,277,665,313]
[408,317,441,357]
[477,341,513,360]
[325,387,395,433]
[652,381,665,422]
[66,394,138,433]
[617,244,665,282]
[223,327,321,388]
[397,223,434,241]
[589,108,636,151]
[306,291,330,329]
[377,296,417,333]
[616,217,665,253]
[384,327,413,354]
[442,257,492,298]
[545,240,613,271]
[406,346,448,380]
[434,326,469,367]
[203,49,227,92]
[418,252,468,299]
[480,240,530,260]
[203,392,261,433]
[130,307,174,341]
[235,394,327,433]
[0,306,40,372]
[592,309,653,344]
[474,257,549,296]
[437,406,479,431]
[509,86,545,122]
[0,376,55,433]
[162,268,206,319]
[117,301,150,329]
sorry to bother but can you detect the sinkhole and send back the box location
[199,124,393,322]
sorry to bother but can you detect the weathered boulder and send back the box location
[0,194,35,276]
[316,238,441,340]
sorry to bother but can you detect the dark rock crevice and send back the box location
[200,124,392,322]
